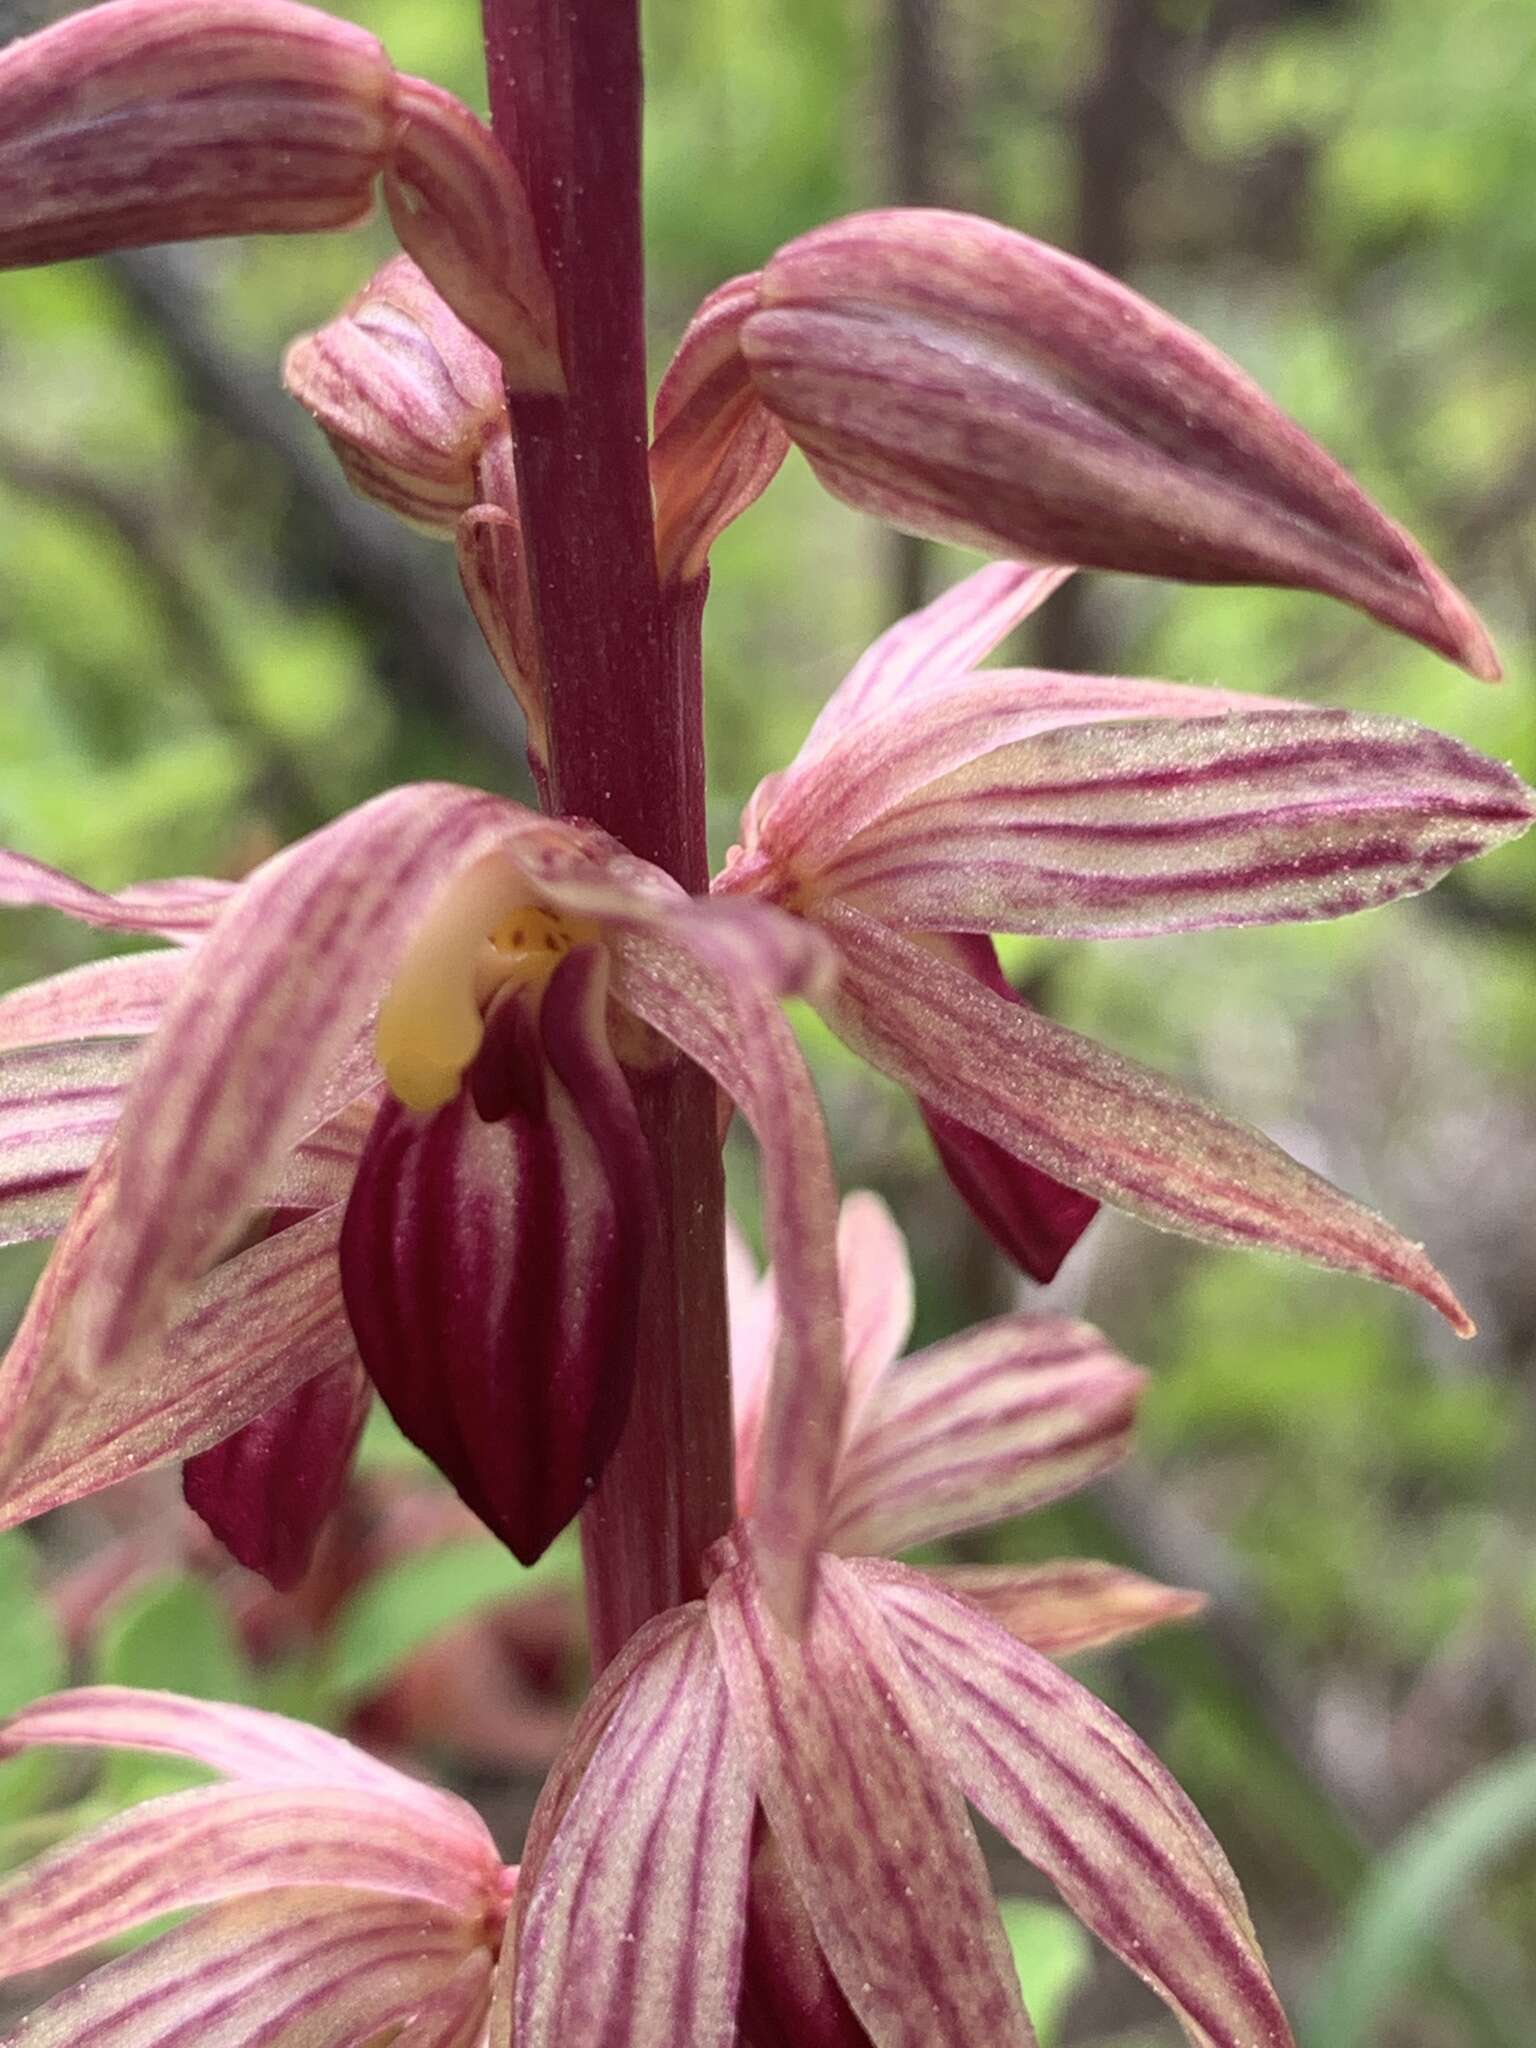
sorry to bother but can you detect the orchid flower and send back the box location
[0,1686,515,2045]
[503,1195,1284,2048]
[714,560,1534,1325]
[0,783,840,1597]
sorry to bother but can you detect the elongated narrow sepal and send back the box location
[652,273,790,583]
[0,0,393,268]
[744,209,1498,676]
[822,711,1536,938]
[925,1560,1205,1658]
[866,1562,1296,2047]
[284,254,510,535]
[708,1537,1035,2048]
[0,951,185,1055]
[514,1611,752,2048]
[826,1314,1142,1557]
[385,74,563,392]
[0,849,230,938]
[457,501,550,794]
[341,952,650,1565]
[183,1356,370,1589]
[821,905,1473,1332]
[0,1041,139,1247]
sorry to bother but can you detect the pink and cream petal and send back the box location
[707,1538,1034,2048]
[0,1782,496,1977]
[611,925,844,1624]
[866,1562,1293,2047]
[824,1314,1142,1558]
[820,710,1536,937]
[182,1357,371,1590]
[0,1042,137,1245]
[513,1608,752,2048]
[0,1204,360,1526]
[0,851,232,938]
[922,1560,1205,1658]
[835,1190,914,1428]
[57,782,535,1379]
[0,949,186,1054]
[0,1889,486,2048]
[818,904,1473,1332]
[726,1217,779,1514]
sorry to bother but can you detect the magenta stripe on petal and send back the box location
[920,1559,1205,1658]
[0,950,186,1055]
[707,1537,1033,2048]
[0,851,231,939]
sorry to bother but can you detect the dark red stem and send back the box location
[480,0,733,1667]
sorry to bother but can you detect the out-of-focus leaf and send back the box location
[996,1897,1092,2045]
[89,1574,254,1805]
[0,1529,67,1842]
[1306,1744,1536,2048]
[320,1532,581,1709]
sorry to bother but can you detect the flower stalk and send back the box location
[479,0,734,1665]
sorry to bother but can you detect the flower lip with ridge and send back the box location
[0,782,842,1607]
[715,559,1534,1326]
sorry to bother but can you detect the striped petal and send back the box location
[708,1536,1034,2048]
[0,851,230,938]
[182,1357,371,1590]
[0,1783,494,1975]
[0,0,392,269]
[0,950,185,1054]
[800,561,1073,760]
[610,921,843,1626]
[0,1203,358,1526]
[866,1561,1295,2047]
[819,710,1536,938]
[0,1687,493,1831]
[652,272,790,585]
[925,1560,1204,1658]
[825,1314,1142,1558]
[733,669,1267,886]
[341,947,651,1566]
[49,783,532,1382]
[0,1042,135,1246]
[0,1889,487,2048]
[514,1607,752,2048]
[744,209,1497,678]
[818,904,1473,1331]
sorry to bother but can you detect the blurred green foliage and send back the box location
[1,0,1533,2041]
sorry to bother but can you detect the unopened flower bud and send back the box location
[651,273,789,585]
[743,208,1498,679]
[283,254,510,534]
[0,0,393,266]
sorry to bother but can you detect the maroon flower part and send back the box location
[717,561,1534,1324]
[0,0,562,391]
[666,207,1494,676]
[0,784,840,1598]
[0,1687,515,2044]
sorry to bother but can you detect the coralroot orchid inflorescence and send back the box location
[0,1,1527,2044]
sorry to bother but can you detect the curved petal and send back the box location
[0,1204,359,1525]
[0,1042,136,1246]
[707,1537,1034,2048]
[865,1561,1295,2047]
[0,1784,494,1975]
[825,1315,1142,1558]
[800,562,1073,762]
[836,1191,914,1426]
[921,1560,1204,1658]
[514,1608,752,2048]
[0,851,231,939]
[821,711,1536,937]
[341,950,651,1566]
[182,1357,371,1590]
[0,1687,491,1834]
[0,950,185,1054]
[610,923,843,1626]
[0,1889,484,2048]
[817,905,1472,1332]
[52,783,533,1381]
